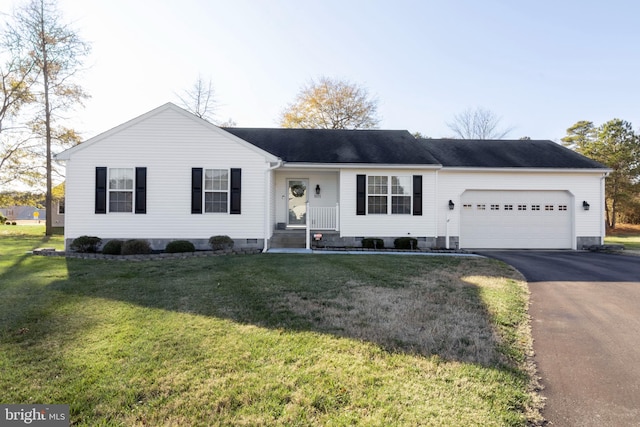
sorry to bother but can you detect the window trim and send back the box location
[108,167,134,213]
[366,174,413,215]
[203,168,230,213]
[95,167,146,214]
[192,167,241,215]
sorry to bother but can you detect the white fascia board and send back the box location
[439,167,612,174]
[281,162,442,170]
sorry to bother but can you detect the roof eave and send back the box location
[281,162,442,169]
[439,166,612,173]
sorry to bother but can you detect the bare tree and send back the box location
[4,0,90,235]
[219,117,237,127]
[177,75,217,122]
[280,76,380,129]
[447,107,513,139]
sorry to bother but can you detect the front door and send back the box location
[287,179,308,227]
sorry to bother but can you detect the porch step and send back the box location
[270,230,306,248]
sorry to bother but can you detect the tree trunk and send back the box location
[39,1,53,237]
[611,199,618,230]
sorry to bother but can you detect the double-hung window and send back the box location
[95,167,146,214]
[192,168,241,215]
[391,176,411,214]
[204,169,229,213]
[367,175,411,215]
[109,168,134,212]
[368,176,388,214]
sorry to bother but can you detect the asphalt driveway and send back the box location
[478,251,640,426]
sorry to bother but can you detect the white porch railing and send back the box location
[306,203,339,249]
[308,204,339,230]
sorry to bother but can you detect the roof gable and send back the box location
[223,128,441,165]
[420,139,608,169]
[56,103,278,162]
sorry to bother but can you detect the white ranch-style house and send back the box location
[56,103,610,252]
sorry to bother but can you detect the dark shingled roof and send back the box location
[420,139,607,169]
[223,128,441,165]
[222,127,607,169]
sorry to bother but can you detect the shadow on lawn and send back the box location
[48,254,524,368]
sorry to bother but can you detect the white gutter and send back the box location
[440,167,612,174]
[281,162,442,170]
[434,170,439,246]
[600,172,609,244]
[263,160,283,253]
[305,201,311,250]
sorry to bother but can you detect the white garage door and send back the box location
[460,190,573,249]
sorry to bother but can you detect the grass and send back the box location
[605,223,640,250]
[0,225,541,426]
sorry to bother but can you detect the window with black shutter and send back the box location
[191,168,203,214]
[95,167,107,214]
[135,167,147,214]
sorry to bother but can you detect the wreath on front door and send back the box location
[291,184,306,198]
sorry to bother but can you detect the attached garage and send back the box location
[422,139,610,251]
[459,190,573,249]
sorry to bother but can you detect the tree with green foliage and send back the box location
[0,39,37,187]
[4,0,90,235]
[412,131,430,139]
[0,190,45,208]
[562,119,640,228]
[561,120,596,153]
[280,77,380,130]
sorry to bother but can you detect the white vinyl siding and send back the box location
[63,105,271,241]
[339,169,437,238]
[436,170,607,249]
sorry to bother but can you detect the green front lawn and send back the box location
[605,235,640,250]
[0,226,541,426]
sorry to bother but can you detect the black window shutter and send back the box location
[95,167,107,214]
[191,168,203,214]
[135,167,147,214]
[413,175,422,216]
[356,174,366,215]
[230,168,241,214]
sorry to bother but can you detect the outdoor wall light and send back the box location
[315,184,321,195]
[583,201,590,211]
[448,200,455,210]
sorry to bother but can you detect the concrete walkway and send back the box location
[266,248,480,256]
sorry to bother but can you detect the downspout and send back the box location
[263,160,283,253]
[434,170,439,248]
[600,172,609,245]
[306,201,311,250]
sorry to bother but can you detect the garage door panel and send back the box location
[460,190,572,249]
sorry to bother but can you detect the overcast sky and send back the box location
[4,0,640,142]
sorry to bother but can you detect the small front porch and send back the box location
[270,203,340,249]
[271,170,340,249]
[269,228,342,249]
